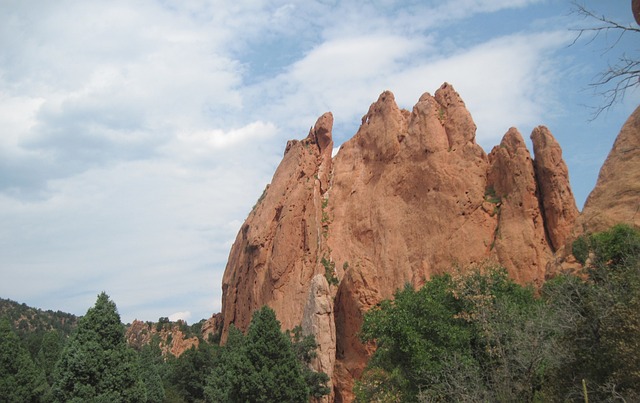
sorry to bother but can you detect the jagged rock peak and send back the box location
[500,127,528,155]
[531,125,579,251]
[361,90,400,125]
[307,112,334,154]
[434,82,477,147]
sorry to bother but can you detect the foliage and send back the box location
[358,225,640,402]
[544,224,640,401]
[289,326,331,398]
[205,306,329,402]
[358,267,561,402]
[138,336,166,403]
[165,342,216,402]
[322,257,340,286]
[51,292,146,403]
[0,318,49,402]
[358,274,472,401]
[37,330,65,386]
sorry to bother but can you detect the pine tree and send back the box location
[205,306,317,403]
[52,292,146,402]
[0,318,48,402]
[242,306,309,402]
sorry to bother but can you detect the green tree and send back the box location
[290,326,331,398]
[205,306,326,402]
[138,337,165,403]
[544,224,640,401]
[166,342,216,402]
[357,268,561,402]
[358,274,473,402]
[51,292,146,403]
[450,268,561,402]
[0,318,49,402]
[205,325,250,402]
[37,330,65,386]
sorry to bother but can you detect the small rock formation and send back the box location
[576,105,640,233]
[218,84,583,401]
[201,313,223,341]
[125,320,199,357]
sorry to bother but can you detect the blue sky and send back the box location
[0,0,638,323]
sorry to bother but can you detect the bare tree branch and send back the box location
[570,1,640,119]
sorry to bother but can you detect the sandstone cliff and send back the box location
[576,105,640,233]
[218,83,591,401]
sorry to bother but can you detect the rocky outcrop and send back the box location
[219,84,580,401]
[125,320,199,357]
[576,105,640,233]
[202,313,222,341]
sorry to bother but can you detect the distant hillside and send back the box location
[0,297,216,357]
[0,297,78,336]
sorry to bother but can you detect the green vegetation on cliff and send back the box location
[357,224,640,402]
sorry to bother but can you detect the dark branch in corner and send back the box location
[570,1,640,119]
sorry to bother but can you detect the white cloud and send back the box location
[391,31,572,146]
[172,121,278,156]
[169,311,192,322]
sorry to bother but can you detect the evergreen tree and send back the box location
[51,292,146,403]
[0,318,48,402]
[242,306,310,402]
[37,330,65,386]
[206,306,323,403]
[166,342,216,402]
[205,325,250,402]
[138,338,165,403]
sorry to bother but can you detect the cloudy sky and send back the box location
[1,0,638,324]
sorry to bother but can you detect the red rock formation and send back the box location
[125,320,199,357]
[531,126,580,251]
[576,105,640,233]
[219,112,334,342]
[487,127,550,286]
[219,84,580,401]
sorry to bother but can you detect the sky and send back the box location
[0,0,638,324]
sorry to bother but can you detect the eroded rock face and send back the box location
[219,84,579,401]
[302,274,336,403]
[219,112,334,342]
[577,105,640,233]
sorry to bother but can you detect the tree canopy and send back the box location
[205,305,328,403]
[0,318,49,402]
[52,292,146,403]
